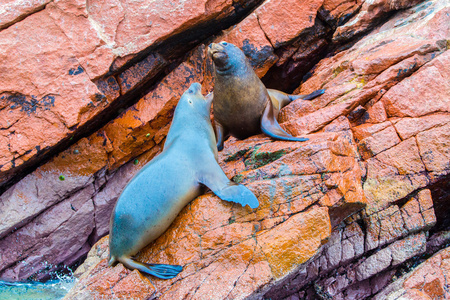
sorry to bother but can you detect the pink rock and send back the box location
[0,0,51,30]
[394,113,450,140]
[382,51,450,118]
[0,169,93,239]
[0,186,95,281]
[416,122,450,174]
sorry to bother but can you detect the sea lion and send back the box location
[108,82,259,279]
[208,41,325,150]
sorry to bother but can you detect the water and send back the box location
[0,275,75,300]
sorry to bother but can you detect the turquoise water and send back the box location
[0,276,75,300]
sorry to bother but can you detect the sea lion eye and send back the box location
[220,41,228,46]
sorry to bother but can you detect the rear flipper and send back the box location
[290,89,325,101]
[118,256,182,279]
[214,121,228,151]
[261,101,308,142]
[267,88,325,113]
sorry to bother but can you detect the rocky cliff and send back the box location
[0,0,449,299]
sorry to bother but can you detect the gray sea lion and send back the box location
[208,41,325,150]
[108,82,259,279]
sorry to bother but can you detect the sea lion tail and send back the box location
[289,89,325,101]
[119,257,183,279]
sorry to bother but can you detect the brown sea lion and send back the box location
[208,41,325,150]
[108,83,259,279]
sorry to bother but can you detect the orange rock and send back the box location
[400,247,450,299]
[64,125,365,299]
[257,205,330,278]
[111,270,155,299]
[104,46,207,169]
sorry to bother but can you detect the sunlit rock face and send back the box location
[0,0,449,299]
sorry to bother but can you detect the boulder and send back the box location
[0,0,449,298]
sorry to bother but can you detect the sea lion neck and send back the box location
[214,58,252,78]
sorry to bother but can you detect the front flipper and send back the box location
[214,121,228,151]
[261,101,308,142]
[213,182,259,209]
[119,257,182,279]
[199,160,259,209]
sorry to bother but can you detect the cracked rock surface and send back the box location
[0,0,449,298]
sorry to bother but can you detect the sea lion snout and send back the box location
[208,43,228,66]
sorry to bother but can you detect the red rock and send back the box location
[332,0,423,42]
[352,37,439,75]
[416,122,450,175]
[220,13,277,77]
[0,0,268,188]
[111,270,155,299]
[321,0,362,26]
[352,121,391,141]
[117,53,167,94]
[364,100,388,123]
[281,101,356,136]
[374,138,425,175]
[0,9,106,184]
[256,0,323,47]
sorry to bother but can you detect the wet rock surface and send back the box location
[0,0,449,298]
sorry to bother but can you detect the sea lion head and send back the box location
[208,42,247,74]
[175,82,211,118]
